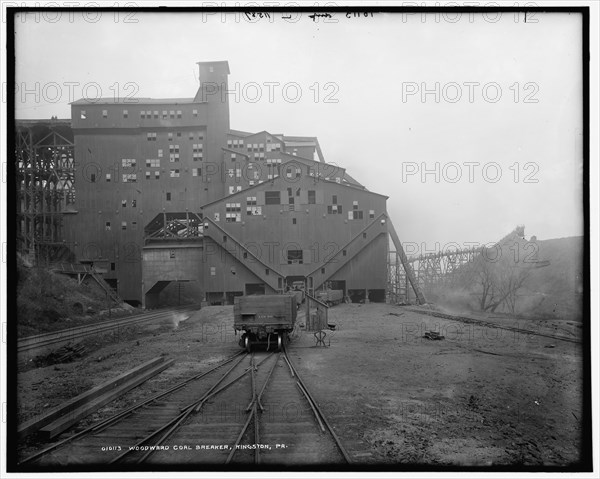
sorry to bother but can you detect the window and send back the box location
[308,190,316,204]
[110,262,115,271]
[166,192,171,201]
[210,267,216,276]
[90,173,96,183]
[121,221,127,230]
[153,110,159,118]
[168,133,173,141]
[132,199,137,207]
[352,210,364,220]
[369,210,375,219]
[140,110,145,119]
[105,221,111,231]
[132,221,137,230]
[177,110,182,118]
[170,169,180,178]
[122,173,137,183]
[170,110,175,119]
[105,173,111,182]
[343,249,347,256]
[121,200,127,208]
[145,171,151,179]
[146,159,160,168]
[147,133,157,141]
[122,158,136,167]
[328,204,342,215]
[193,109,198,117]
[170,249,175,259]
[214,212,220,222]
[363,232,367,239]
[225,203,242,222]
[154,171,160,179]
[192,167,201,177]
[80,110,86,120]
[162,110,168,119]
[102,110,107,118]
[158,149,163,158]
[332,195,338,205]
[123,110,128,118]
[292,218,297,225]
[265,191,280,205]
[287,250,303,264]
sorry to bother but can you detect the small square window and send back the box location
[154,110,159,118]
[292,218,297,225]
[102,110,108,118]
[121,221,127,230]
[80,110,86,120]
[105,221,111,231]
[121,200,127,207]
[105,173,111,182]
[123,110,128,118]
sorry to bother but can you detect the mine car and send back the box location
[234,295,297,351]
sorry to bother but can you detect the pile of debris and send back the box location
[37,344,86,366]
[423,331,445,340]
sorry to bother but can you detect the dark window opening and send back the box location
[292,218,297,225]
[308,190,316,204]
[363,232,367,239]
[90,173,96,183]
[265,191,281,205]
[166,192,171,201]
[287,250,303,264]
[332,195,337,205]
[343,249,347,256]
[110,262,115,271]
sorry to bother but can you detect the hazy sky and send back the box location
[12,9,585,251]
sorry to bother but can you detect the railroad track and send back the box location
[18,305,200,359]
[404,307,582,344]
[20,346,350,468]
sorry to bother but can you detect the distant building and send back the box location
[18,61,390,307]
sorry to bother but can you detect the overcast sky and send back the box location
[13,9,584,251]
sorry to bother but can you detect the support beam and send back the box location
[387,218,427,305]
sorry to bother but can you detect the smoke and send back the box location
[170,313,190,330]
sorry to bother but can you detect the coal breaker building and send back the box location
[17,61,422,308]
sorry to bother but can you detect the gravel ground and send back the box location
[16,303,585,469]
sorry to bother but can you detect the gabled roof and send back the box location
[200,169,387,209]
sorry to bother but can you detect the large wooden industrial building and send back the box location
[17,61,397,308]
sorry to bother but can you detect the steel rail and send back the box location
[111,352,249,464]
[283,346,352,464]
[116,352,275,464]
[404,307,582,344]
[18,305,199,355]
[18,351,244,466]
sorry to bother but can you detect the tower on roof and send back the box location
[194,61,230,103]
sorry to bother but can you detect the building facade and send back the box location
[44,61,390,306]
